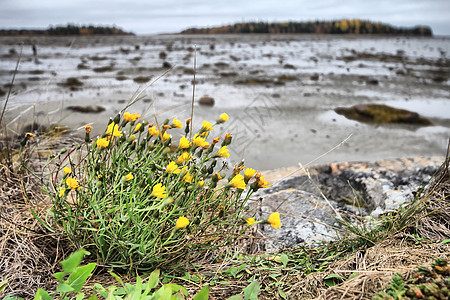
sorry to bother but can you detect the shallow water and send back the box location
[1,34,449,170]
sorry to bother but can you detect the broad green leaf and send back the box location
[193,285,210,300]
[226,295,243,300]
[145,269,160,294]
[66,262,96,293]
[53,271,66,282]
[34,288,52,300]
[323,274,345,287]
[164,284,188,297]
[57,282,75,293]
[441,239,450,244]
[61,249,89,274]
[243,281,260,300]
[88,295,98,300]
[76,293,85,300]
[280,254,288,268]
[3,295,23,300]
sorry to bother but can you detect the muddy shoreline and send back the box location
[1,34,449,170]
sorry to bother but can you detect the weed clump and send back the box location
[38,111,275,271]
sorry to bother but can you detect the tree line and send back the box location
[181,20,432,36]
[0,24,134,36]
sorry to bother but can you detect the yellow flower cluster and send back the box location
[124,112,141,122]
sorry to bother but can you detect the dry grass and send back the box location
[0,147,73,297]
[0,136,449,298]
[286,234,450,299]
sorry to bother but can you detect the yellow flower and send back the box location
[201,121,213,132]
[124,112,141,122]
[85,125,93,133]
[175,216,189,229]
[166,161,181,174]
[178,136,191,149]
[148,126,159,136]
[96,138,110,149]
[125,173,133,181]
[246,217,255,225]
[63,167,72,175]
[66,177,80,190]
[217,113,229,123]
[193,135,209,148]
[267,212,281,229]
[172,118,183,129]
[176,152,192,164]
[152,183,166,198]
[112,124,123,137]
[25,132,35,141]
[106,122,114,135]
[228,174,246,189]
[183,172,193,183]
[257,176,271,188]
[133,123,142,133]
[197,180,205,188]
[59,188,66,197]
[129,134,136,141]
[107,122,123,137]
[162,132,171,141]
[244,168,256,182]
[216,146,230,158]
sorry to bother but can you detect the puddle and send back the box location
[384,98,450,119]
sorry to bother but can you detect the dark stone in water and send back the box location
[198,95,215,106]
[133,76,152,83]
[67,105,105,113]
[334,104,432,126]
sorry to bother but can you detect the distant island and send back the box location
[180,19,432,36]
[0,24,134,36]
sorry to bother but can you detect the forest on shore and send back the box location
[0,24,134,36]
[181,19,433,36]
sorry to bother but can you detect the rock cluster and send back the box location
[252,157,444,251]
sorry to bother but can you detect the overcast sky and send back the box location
[1,0,449,36]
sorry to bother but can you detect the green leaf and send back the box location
[278,287,287,299]
[147,269,160,290]
[53,271,66,282]
[0,279,7,292]
[323,274,345,287]
[193,285,210,300]
[3,295,23,300]
[280,254,288,268]
[66,262,96,293]
[61,249,90,274]
[164,284,188,297]
[34,289,52,300]
[226,295,243,300]
[57,282,75,293]
[88,295,98,300]
[243,281,260,300]
[109,271,125,287]
[75,293,85,300]
[440,239,450,244]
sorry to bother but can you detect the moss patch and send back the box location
[335,104,432,126]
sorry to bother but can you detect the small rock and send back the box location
[198,95,215,106]
[310,74,320,81]
[162,61,172,68]
[66,105,105,113]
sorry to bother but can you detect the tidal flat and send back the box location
[1,34,449,170]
